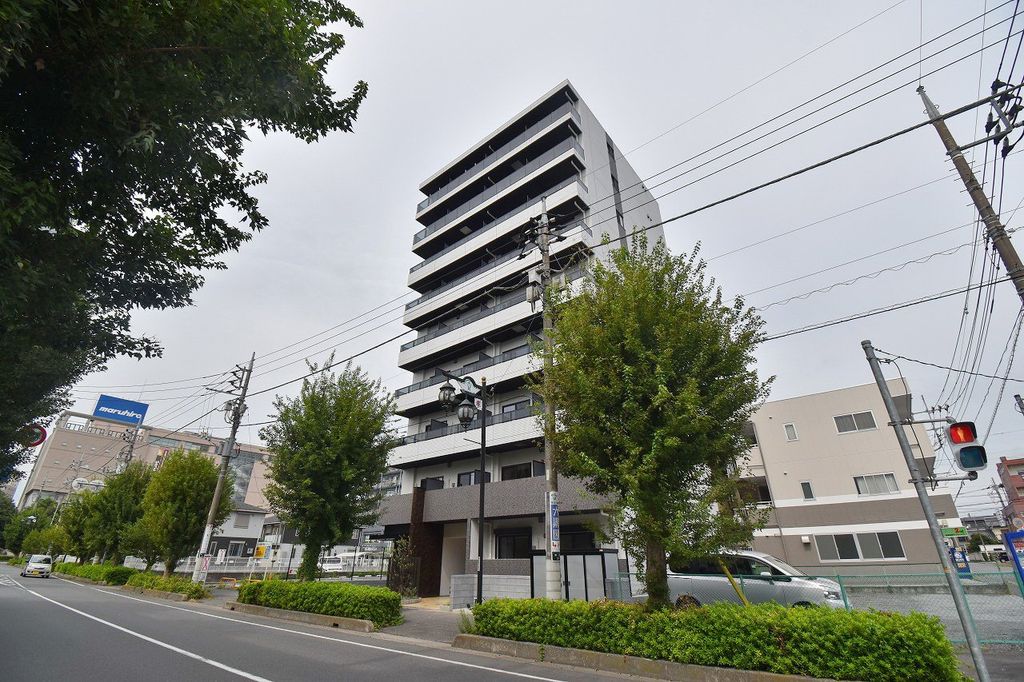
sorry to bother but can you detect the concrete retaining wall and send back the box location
[452,634,843,682]
[224,601,374,632]
[450,574,530,609]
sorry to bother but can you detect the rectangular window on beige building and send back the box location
[800,481,814,500]
[814,531,905,562]
[834,411,877,433]
[854,473,898,495]
[784,423,798,441]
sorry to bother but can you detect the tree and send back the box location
[22,525,68,556]
[3,498,56,554]
[0,493,15,547]
[139,449,232,576]
[262,361,395,581]
[121,518,162,572]
[58,491,96,563]
[967,533,992,553]
[83,462,152,563]
[535,237,772,609]
[0,1,369,485]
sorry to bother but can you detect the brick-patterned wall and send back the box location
[451,574,531,608]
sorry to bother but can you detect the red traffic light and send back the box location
[948,422,978,445]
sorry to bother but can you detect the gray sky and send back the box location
[35,2,1024,515]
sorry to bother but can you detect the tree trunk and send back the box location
[163,556,178,578]
[644,538,670,610]
[297,542,322,582]
[144,559,155,572]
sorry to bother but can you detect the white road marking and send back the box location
[9,575,273,682]
[60,578,565,681]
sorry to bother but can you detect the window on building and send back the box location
[228,541,244,557]
[814,531,905,561]
[560,525,597,551]
[800,481,814,500]
[457,470,490,487]
[419,476,444,490]
[501,462,533,481]
[742,421,758,446]
[784,423,798,441]
[495,528,532,558]
[233,513,250,529]
[740,476,772,505]
[501,400,530,414]
[854,473,899,495]
[834,411,877,433]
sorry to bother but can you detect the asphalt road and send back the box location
[0,564,629,682]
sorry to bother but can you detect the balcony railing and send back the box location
[405,222,593,312]
[400,405,537,445]
[395,344,534,398]
[400,289,530,352]
[413,138,584,245]
[417,103,580,213]
[409,175,584,276]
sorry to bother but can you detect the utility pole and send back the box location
[863,340,990,682]
[1014,393,1024,418]
[191,353,255,584]
[918,86,1024,306]
[537,197,563,600]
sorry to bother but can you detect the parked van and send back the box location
[650,550,844,608]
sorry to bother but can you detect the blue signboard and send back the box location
[548,490,560,557]
[93,394,148,426]
[1006,529,1024,599]
[948,546,972,579]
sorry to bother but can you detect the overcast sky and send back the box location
[29,2,1024,515]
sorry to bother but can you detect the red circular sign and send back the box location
[24,424,47,447]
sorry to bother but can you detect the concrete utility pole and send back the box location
[918,86,1024,306]
[537,197,563,600]
[863,340,990,682]
[192,353,254,584]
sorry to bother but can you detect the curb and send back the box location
[224,601,374,633]
[452,635,842,682]
[54,573,106,586]
[121,585,189,602]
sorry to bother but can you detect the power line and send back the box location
[875,348,1024,382]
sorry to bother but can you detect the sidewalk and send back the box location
[386,596,463,643]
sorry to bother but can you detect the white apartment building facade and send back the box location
[744,380,960,575]
[377,80,664,598]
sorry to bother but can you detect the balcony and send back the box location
[395,343,534,399]
[396,348,537,415]
[416,103,580,214]
[403,223,592,326]
[401,290,530,352]
[413,138,584,247]
[408,177,586,286]
[389,407,543,466]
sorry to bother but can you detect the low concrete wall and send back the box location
[452,635,842,682]
[450,574,530,609]
[224,601,374,633]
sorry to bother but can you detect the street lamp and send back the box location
[437,371,490,604]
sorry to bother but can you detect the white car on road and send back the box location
[20,554,52,579]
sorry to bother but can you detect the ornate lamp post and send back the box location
[438,371,490,604]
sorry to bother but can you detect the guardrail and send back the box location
[401,405,536,445]
[395,344,534,398]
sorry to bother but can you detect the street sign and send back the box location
[22,424,47,447]
[942,526,970,538]
[193,555,210,584]
[254,544,269,559]
[547,490,560,558]
[949,546,972,579]
[474,397,484,411]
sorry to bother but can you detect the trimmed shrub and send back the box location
[472,599,964,682]
[126,572,209,600]
[54,562,137,585]
[238,580,402,628]
[6,556,26,566]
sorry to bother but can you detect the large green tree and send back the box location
[0,493,15,547]
[3,497,56,554]
[261,361,395,581]
[535,237,772,609]
[139,449,232,576]
[0,0,368,484]
[83,462,151,563]
[57,490,96,563]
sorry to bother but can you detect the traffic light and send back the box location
[946,421,987,472]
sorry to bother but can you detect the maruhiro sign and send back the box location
[93,394,148,426]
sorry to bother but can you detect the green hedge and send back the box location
[126,572,209,600]
[6,556,26,566]
[472,599,963,682]
[237,580,402,628]
[55,562,137,585]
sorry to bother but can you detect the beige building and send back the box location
[20,409,270,513]
[744,380,960,574]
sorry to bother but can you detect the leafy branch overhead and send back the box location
[0,1,368,484]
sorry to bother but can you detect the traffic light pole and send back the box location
[863,340,990,682]
[192,353,254,584]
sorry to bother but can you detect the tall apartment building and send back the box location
[744,380,960,574]
[997,455,1024,528]
[377,80,664,598]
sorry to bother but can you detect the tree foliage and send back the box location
[21,525,68,556]
[3,497,56,554]
[121,517,162,572]
[0,492,15,545]
[262,361,395,581]
[0,0,368,484]
[57,490,96,563]
[83,462,151,563]
[535,237,772,609]
[139,450,232,576]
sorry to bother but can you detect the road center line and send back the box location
[11,576,273,682]
[60,578,564,682]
